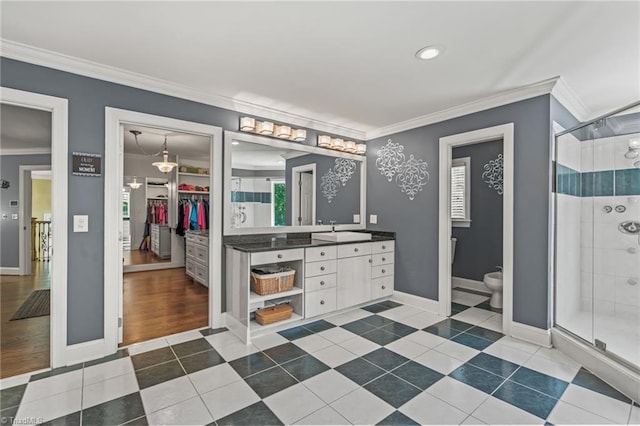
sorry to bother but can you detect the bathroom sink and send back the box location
[484,271,503,287]
[311,232,372,242]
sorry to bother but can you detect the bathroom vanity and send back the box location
[225,233,395,343]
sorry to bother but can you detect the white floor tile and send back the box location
[311,345,358,368]
[378,305,422,321]
[405,330,449,348]
[493,335,541,354]
[127,337,169,355]
[82,372,139,409]
[331,387,394,425]
[140,376,197,414]
[200,379,260,420]
[452,290,489,307]
[345,309,374,320]
[302,369,359,404]
[460,415,488,425]
[188,362,242,395]
[251,332,289,350]
[396,311,444,329]
[477,314,503,332]
[434,340,480,362]
[325,312,358,326]
[214,340,260,361]
[317,327,358,344]
[385,337,430,359]
[471,396,545,425]
[426,376,489,414]
[483,342,533,365]
[82,357,135,386]
[523,354,581,382]
[561,384,632,424]
[0,372,31,389]
[264,383,326,425]
[292,334,333,353]
[204,331,243,349]
[414,349,465,375]
[547,400,616,425]
[450,307,496,325]
[629,404,640,425]
[399,390,468,425]
[15,388,82,423]
[534,347,581,367]
[294,405,350,425]
[338,335,381,357]
[165,330,203,346]
[21,370,83,403]
[146,396,214,425]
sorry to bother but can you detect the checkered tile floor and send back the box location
[2,301,638,425]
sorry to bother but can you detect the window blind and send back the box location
[451,164,466,220]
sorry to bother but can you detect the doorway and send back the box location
[291,164,316,226]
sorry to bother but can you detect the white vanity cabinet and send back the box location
[185,232,209,287]
[150,224,171,259]
[304,246,337,318]
[371,241,395,299]
[336,243,373,310]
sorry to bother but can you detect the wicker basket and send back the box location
[255,304,293,325]
[250,268,295,295]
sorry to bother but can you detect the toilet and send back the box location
[483,268,503,311]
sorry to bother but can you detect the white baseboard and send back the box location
[392,291,439,314]
[123,261,185,274]
[452,276,490,294]
[64,338,109,366]
[0,267,20,275]
[511,321,552,348]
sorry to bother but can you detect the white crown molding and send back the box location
[0,39,367,140]
[366,77,562,140]
[0,148,52,156]
[551,77,590,123]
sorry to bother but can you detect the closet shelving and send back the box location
[177,169,210,195]
[145,177,169,200]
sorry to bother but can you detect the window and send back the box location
[271,180,286,226]
[451,157,471,227]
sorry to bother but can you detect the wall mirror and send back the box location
[224,131,366,235]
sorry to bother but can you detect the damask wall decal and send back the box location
[334,158,356,186]
[482,153,504,195]
[375,139,430,200]
[320,158,357,202]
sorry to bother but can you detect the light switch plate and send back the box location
[1,213,7,220]
[73,215,89,232]
[370,214,378,224]
[353,214,360,223]
[11,214,18,220]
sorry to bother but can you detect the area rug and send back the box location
[10,289,50,320]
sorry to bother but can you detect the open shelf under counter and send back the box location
[249,312,303,332]
[249,287,303,304]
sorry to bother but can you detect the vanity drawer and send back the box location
[195,245,208,263]
[372,253,394,266]
[305,274,337,292]
[371,276,394,299]
[371,264,394,279]
[186,243,197,258]
[195,264,208,286]
[186,233,208,246]
[337,243,372,258]
[251,248,304,266]
[305,246,337,263]
[305,287,337,318]
[185,258,196,278]
[305,260,337,277]
[371,241,394,254]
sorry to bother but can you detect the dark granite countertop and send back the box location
[225,231,394,253]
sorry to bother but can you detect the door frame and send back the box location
[19,165,51,276]
[438,123,514,336]
[291,163,316,226]
[1,87,68,369]
[104,108,223,351]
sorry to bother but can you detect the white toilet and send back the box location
[483,268,503,311]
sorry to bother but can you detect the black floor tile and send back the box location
[362,303,391,313]
[200,327,228,336]
[449,364,505,394]
[229,352,277,378]
[364,373,422,408]
[494,380,559,420]
[363,348,410,371]
[81,392,145,426]
[42,411,81,426]
[216,401,283,426]
[29,363,83,381]
[278,326,314,341]
[361,328,403,345]
[335,357,386,385]
[451,303,470,315]
[1,406,19,423]
[243,366,299,399]
[378,300,402,309]
[281,355,330,381]
[424,322,462,339]
[171,338,213,358]
[341,319,378,335]
[303,319,335,333]
[467,353,520,378]
[451,333,494,350]
[381,322,417,337]
[179,348,225,374]
[511,367,569,399]
[571,367,632,403]
[263,342,308,364]
[465,326,504,342]
[392,361,444,390]
[130,347,176,370]
[134,360,185,389]
[377,410,420,425]
[442,318,474,332]
[360,314,395,328]
[474,300,493,311]
[84,349,129,368]
[0,384,26,409]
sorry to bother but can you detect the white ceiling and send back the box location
[0,103,51,151]
[231,141,302,170]
[123,124,210,158]
[1,2,639,136]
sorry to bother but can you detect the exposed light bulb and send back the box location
[624,148,639,159]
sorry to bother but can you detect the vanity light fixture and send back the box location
[331,138,345,151]
[317,135,366,155]
[356,143,367,154]
[344,141,356,153]
[239,117,307,142]
[318,135,332,148]
[151,136,178,174]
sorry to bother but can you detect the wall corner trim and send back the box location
[511,321,552,348]
[391,291,440,315]
[551,77,591,123]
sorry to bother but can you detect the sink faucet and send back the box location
[317,219,323,225]
[330,220,336,232]
[496,266,503,272]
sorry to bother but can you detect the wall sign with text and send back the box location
[72,152,102,177]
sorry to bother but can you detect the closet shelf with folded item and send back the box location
[178,183,209,194]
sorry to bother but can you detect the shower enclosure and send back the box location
[555,101,640,372]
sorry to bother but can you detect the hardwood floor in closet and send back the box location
[122,268,208,346]
[123,249,171,266]
[0,262,50,379]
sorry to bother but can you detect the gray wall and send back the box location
[0,154,51,267]
[367,95,553,329]
[451,139,503,282]
[285,154,361,226]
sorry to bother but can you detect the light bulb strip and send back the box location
[317,134,366,155]
[239,116,307,142]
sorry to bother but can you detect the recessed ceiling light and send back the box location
[231,141,239,145]
[415,45,443,60]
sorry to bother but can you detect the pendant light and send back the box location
[127,177,141,189]
[152,136,178,173]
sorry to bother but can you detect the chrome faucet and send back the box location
[317,219,323,225]
[330,220,336,232]
[496,266,503,272]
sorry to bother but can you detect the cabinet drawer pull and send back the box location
[368,258,372,263]
[381,269,386,274]
[320,266,325,271]
[382,245,386,250]
[320,281,325,286]
[382,285,386,290]
[277,254,283,259]
[320,300,325,305]
[354,248,359,252]
[320,251,325,256]
[382,257,386,262]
